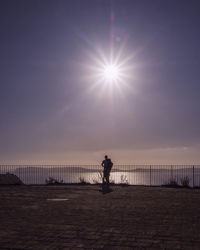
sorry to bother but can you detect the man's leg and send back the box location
[103,170,106,184]
[105,172,110,186]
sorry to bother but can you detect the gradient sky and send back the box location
[1,0,200,164]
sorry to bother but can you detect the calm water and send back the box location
[1,165,200,187]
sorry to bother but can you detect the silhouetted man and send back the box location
[101,155,113,186]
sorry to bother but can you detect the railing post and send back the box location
[193,165,195,188]
[171,165,173,180]
[150,165,151,186]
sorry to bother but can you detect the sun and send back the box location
[81,42,139,98]
[103,64,119,82]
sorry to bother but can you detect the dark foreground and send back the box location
[0,185,200,250]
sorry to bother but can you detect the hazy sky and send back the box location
[1,0,200,164]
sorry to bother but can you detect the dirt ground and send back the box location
[0,185,200,249]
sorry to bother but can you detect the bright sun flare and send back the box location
[103,64,119,81]
[83,42,138,97]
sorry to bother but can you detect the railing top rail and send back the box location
[0,164,200,167]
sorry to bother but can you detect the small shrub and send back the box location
[45,177,63,185]
[109,178,115,185]
[79,177,90,185]
[180,176,190,187]
[98,171,104,180]
[194,179,200,188]
[169,178,179,186]
[93,171,104,184]
[120,175,129,186]
[163,177,179,187]
[93,171,115,185]
[92,179,100,184]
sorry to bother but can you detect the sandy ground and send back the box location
[0,185,200,249]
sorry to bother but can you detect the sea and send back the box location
[0,165,200,187]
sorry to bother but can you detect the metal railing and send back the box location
[0,165,200,187]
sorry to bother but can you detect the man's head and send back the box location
[105,155,108,159]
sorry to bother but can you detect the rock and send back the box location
[0,173,23,185]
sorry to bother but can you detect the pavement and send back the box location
[0,185,200,250]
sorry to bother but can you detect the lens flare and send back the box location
[80,39,140,99]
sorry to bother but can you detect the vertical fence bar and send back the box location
[193,165,195,188]
[171,165,173,180]
[150,165,151,186]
